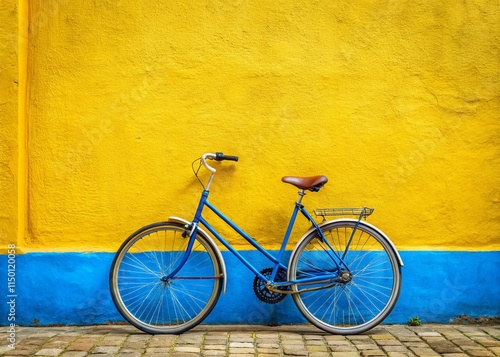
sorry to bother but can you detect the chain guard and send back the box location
[253,267,288,304]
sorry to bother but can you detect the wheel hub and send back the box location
[339,271,352,283]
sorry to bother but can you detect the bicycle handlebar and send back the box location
[215,152,239,162]
[201,152,239,177]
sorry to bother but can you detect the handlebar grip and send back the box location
[215,152,239,162]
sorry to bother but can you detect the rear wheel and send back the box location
[288,220,401,334]
[109,222,223,334]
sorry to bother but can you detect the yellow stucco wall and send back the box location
[0,0,19,251]
[2,0,499,252]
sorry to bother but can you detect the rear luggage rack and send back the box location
[313,207,374,221]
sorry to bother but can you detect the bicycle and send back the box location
[109,152,403,335]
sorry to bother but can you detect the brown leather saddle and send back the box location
[281,175,328,192]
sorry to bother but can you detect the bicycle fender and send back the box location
[298,218,404,267]
[168,216,228,294]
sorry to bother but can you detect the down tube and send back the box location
[198,216,271,279]
[205,201,285,266]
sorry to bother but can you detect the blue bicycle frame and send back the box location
[167,188,352,289]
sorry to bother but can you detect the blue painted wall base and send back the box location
[1,251,498,326]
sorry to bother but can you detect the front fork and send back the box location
[165,190,210,279]
[164,221,199,280]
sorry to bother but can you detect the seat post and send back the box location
[296,190,306,205]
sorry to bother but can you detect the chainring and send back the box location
[253,267,288,304]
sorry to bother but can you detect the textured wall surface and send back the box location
[0,251,499,325]
[13,0,499,252]
[0,0,499,326]
[0,0,18,248]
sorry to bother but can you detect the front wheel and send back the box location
[288,220,402,334]
[109,222,223,334]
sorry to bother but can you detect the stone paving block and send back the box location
[118,347,146,354]
[203,344,227,351]
[258,347,281,354]
[91,345,120,354]
[147,335,176,347]
[204,337,228,345]
[376,339,404,346]
[464,330,490,337]
[258,342,280,349]
[438,331,465,339]
[308,352,330,357]
[466,350,495,357]
[67,341,99,351]
[121,341,148,350]
[475,337,500,347]
[303,334,324,339]
[421,337,448,345]
[331,352,361,357]
[348,335,372,340]
[397,335,425,342]
[386,353,417,357]
[461,344,485,352]
[415,331,442,337]
[34,348,65,356]
[324,335,349,341]
[229,342,254,348]
[229,333,254,342]
[203,351,227,356]
[428,341,462,354]
[488,346,500,355]
[282,345,309,356]
[2,347,40,356]
[256,332,279,338]
[306,344,328,352]
[360,350,386,356]
[145,346,172,354]
[176,335,204,345]
[42,341,72,349]
[355,343,379,350]
[205,331,229,337]
[59,352,88,357]
[383,345,411,353]
[482,327,500,338]
[402,341,429,348]
[329,345,359,352]
[325,339,353,347]
[304,339,326,346]
[123,334,146,340]
[372,334,396,340]
[449,338,477,346]
[143,353,175,357]
[173,346,201,353]
[18,338,49,346]
[100,335,127,342]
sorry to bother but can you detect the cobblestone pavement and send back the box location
[0,324,498,357]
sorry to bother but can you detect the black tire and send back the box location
[109,222,223,334]
[288,220,402,334]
